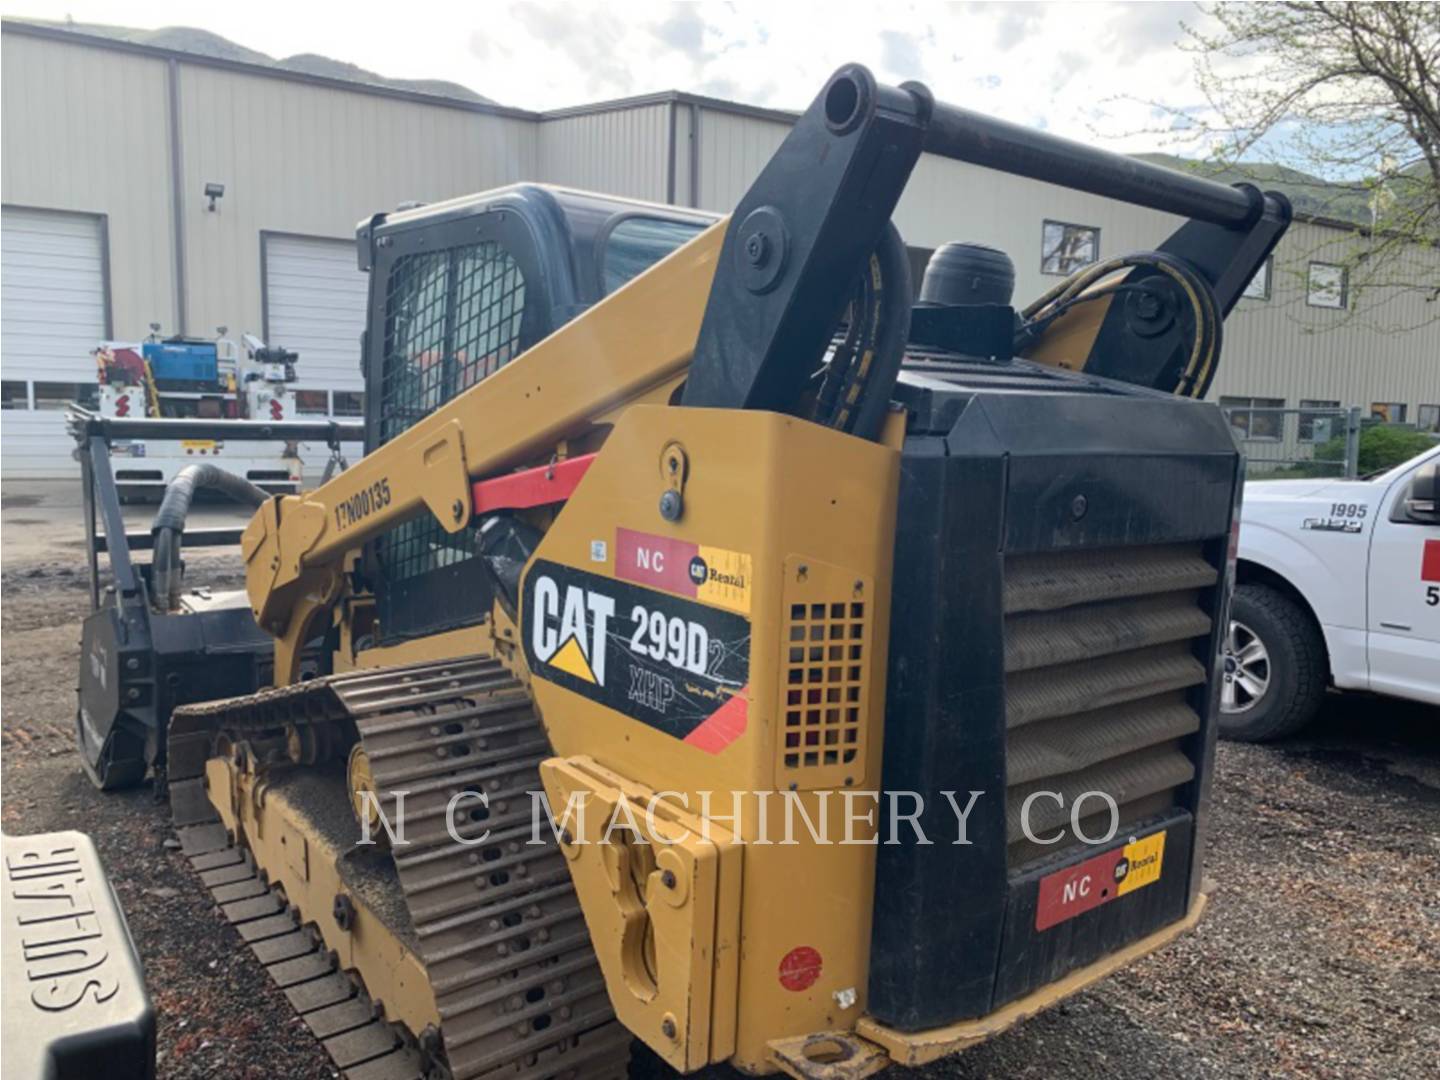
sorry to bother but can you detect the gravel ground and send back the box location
[3,549,1437,1079]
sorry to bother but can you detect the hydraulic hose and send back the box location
[1017,251,1222,398]
[151,464,269,612]
[812,222,912,440]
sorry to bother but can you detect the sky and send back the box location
[2,1,1223,154]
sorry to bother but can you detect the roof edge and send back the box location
[0,18,543,120]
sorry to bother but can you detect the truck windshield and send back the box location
[603,217,706,294]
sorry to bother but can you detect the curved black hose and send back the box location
[811,222,912,440]
[151,464,268,611]
[1016,251,1221,398]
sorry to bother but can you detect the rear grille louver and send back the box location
[1002,544,1218,865]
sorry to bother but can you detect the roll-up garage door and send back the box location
[1,207,108,478]
[263,234,368,472]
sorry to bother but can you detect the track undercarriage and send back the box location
[167,657,630,1080]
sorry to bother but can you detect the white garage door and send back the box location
[264,234,369,396]
[263,234,369,476]
[1,206,108,478]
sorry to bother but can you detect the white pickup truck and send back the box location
[1221,444,1440,740]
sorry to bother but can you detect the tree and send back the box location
[1180,3,1440,324]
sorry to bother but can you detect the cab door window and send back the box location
[603,217,706,295]
[379,241,528,445]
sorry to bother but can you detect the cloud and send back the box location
[508,0,633,95]
[993,5,1043,51]
[1102,1,1194,64]
[878,30,924,79]
[651,2,711,60]
[1049,50,1091,94]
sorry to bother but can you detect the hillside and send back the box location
[10,17,496,105]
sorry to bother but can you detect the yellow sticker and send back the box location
[1116,831,1166,896]
[180,439,217,451]
[694,544,752,614]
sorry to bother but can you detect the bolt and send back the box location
[668,455,679,474]
[1135,291,1162,319]
[661,1017,677,1040]
[744,231,769,266]
[125,657,139,671]
[661,869,677,890]
[452,499,465,521]
[659,489,683,522]
[1070,494,1088,520]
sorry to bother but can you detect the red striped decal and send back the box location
[471,454,597,515]
[681,687,749,754]
[1422,539,1440,583]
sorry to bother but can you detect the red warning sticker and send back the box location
[1421,539,1440,583]
[1035,830,1167,932]
[778,946,823,992]
[614,527,752,613]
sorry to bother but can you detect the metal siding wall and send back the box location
[176,63,538,344]
[1212,220,1440,410]
[536,105,671,201]
[0,33,174,339]
[673,104,695,207]
[0,413,74,477]
[694,110,788,212]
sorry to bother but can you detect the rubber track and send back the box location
[168,655,631,1080]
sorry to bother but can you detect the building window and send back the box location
[1,381,28,410]
[602,217,707,295]
[1041,220,1099,276]
[333,391,364,417]
[294,389,329,415]
[1220,395,1285,440]
[32,382,98,411]
[1242,257,1272,300]
[1307,262,1347,309]
[1418,404,1440,434]
[1370,402,1407,423]
[1299,399,1341,443]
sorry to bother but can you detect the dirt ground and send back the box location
[2,481,1438,1079]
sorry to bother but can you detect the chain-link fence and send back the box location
[1218,404,1362,479]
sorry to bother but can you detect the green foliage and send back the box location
[1313,424,1436,474]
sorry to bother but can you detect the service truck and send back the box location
[1222,444,1440,740]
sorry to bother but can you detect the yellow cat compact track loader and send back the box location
[83,65,1292,1079]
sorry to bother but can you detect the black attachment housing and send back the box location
[75,430,274,789]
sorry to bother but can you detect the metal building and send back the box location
[2,19,1436,477]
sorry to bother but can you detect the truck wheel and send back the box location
[1218,583,1327,742]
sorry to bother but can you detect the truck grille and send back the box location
[1002,544,1218,865]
